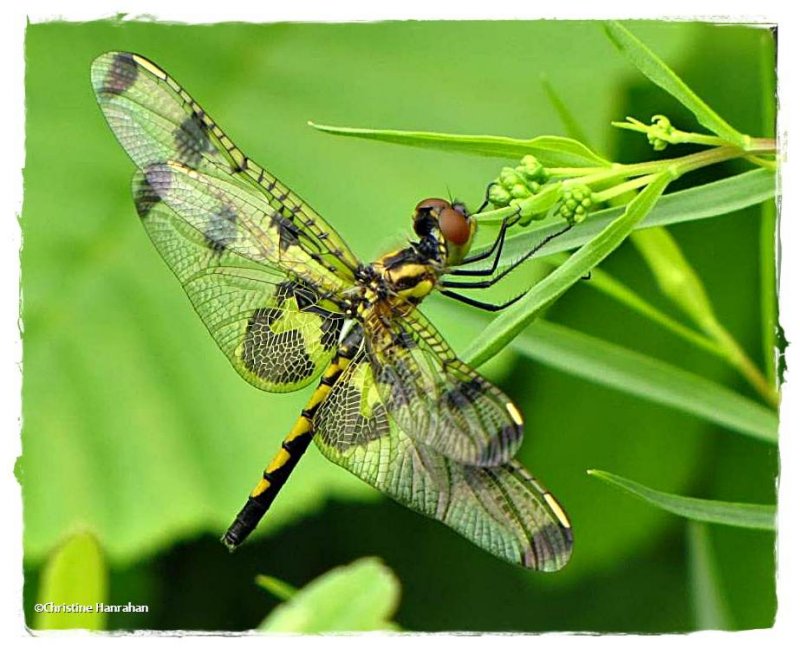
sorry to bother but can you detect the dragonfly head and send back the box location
[412,198,476,266]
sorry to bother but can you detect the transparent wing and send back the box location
[363,308,523,466]
[91,51,359,288]
[313,342,573,571]
[134,170,344,393]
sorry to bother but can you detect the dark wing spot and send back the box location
[133,163,172,219]
[102,52,137,95]
[270,214,301,252]
[319,381,390,451]
[204,203,238,253]
[442,377,489,433]
[444,377,486,409]
[274,279,344,350]
[175,112,212,169]
[390,329,416,350]
[373,357,414,409]
[133,174,161,219]
[144,163,172,193]
[275,279,318,309]
[241,308,316,385]
[319,313,344,350]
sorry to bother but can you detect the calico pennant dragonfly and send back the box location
[91,52,573,571]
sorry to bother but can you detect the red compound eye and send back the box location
[439,206,471,245]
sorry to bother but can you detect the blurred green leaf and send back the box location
[259,558,401,632]
[604,22,748,148]
[464,173,671,367]
[256,574,298,602]
[470,169,775,264]
[34,532,108,630]
[588,470,776,530]
[310,122,610,167]
[631,227,777,406]
[630,228,714,327]
[687,522,733,629]
[541,75,592,145]
[514,320,777,442]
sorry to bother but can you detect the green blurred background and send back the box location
[21,20,777,632]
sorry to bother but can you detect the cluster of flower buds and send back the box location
[486,154,595,226]
[487,154,550,209]
[646,115,674,151]
[556,185,593,225]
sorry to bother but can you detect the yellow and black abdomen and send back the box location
[221,330,361,550]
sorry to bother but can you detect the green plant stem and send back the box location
[593,173,660,203]
[541,253,727,358]
[745,155,778,171]
[558,145,759,195]
[747,137,777,152]
[611,119,729,147]
[541,251,777,407]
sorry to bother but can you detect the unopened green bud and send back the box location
[488,184,512,206]
[518,154,546,182]
[510,183,532,199]
[499,167,525,189]
[647,114,673,151]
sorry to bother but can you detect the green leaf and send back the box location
[34,532,108,630]
[604,22,748,148]
[464,173,672,367]
[470,169,776,264]
[259,558,401,632]
[687,522,733,629]
[309,122,611,167]
[513,320,778,443]
[588,470,776,530]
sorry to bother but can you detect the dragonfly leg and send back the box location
[440,223,572,291]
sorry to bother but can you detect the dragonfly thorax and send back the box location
[352,198,476,319]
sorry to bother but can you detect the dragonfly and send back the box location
[91,51,573,571]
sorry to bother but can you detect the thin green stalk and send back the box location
[746,155,778,171]
[541,253,726,358]
[561,144,767,194]
[612,118,729,147]
[706,321,779,408]
[593,173,660,203]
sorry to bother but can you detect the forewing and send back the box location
[91,51,359,286]
[134,170,344,393]
[364,309,523,466]
[313,344,573,571]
